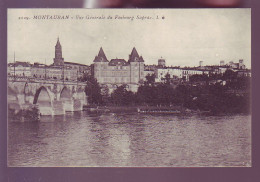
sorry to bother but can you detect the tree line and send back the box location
[83,70,251,114]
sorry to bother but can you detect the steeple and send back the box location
[128,47,143,62]
[94,47,109,62]
[53,37,64,66]
[98,47,106,58]
[56,37,61,48]
[130,47,139,58]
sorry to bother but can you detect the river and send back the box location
[8,112,251,167]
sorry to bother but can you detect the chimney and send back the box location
[199,61,203,67]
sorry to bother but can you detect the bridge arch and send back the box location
[33,86,52,105]
[60,86,72,101]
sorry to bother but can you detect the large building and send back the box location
[63,62,91,78]
[154,59,249,83]
[93,47,145,92]
[31,63,78,81]
[228,59,246,69]
[8,62,32,77]
[52,38,91,78]
[8,38,90,81]
[154,59,211,82]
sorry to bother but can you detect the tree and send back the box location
[222,69,237,81]
[84,75,102,105]
[145,73,155,86]
[101,85,110,104]
[164,73,171,85]
[173,84,192,106]
[111,85,135,105]
[189,74,209,83]
[155,83,174,105]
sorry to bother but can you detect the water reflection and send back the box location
[8,112,251,167]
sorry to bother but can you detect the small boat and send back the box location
[137,108,181,114]
[83,105,110,113]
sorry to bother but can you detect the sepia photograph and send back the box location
[7,8,251,167]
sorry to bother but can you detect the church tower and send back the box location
[93,47,109,83]
[128,47,144,85]
[53,37,64,66]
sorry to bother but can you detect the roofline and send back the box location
[64,62,88,66]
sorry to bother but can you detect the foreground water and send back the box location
[8,112,251,167]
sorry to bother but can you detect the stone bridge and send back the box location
[8,77,88,115]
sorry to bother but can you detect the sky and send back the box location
[8,9,251,68]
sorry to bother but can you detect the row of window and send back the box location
[100,71,129,77]
[158,70,205,78]
[99,77,139,83]
[96,65,142,70]
[98,71,144,77]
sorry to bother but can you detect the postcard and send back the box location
[7,8,251,167]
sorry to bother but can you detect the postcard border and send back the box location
[1,2,260,182]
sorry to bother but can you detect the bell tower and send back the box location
[128,47,144,84]
[93,47,109,83]
[53,37,64,66]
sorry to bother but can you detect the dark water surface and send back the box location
[8,112,251,167]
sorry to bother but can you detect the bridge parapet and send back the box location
[8,76,87,86]
[8,76,88,116]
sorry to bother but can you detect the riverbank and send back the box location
[8,103,249,120]
[83,105,212,116]
[83,105,184,113]
[83,104,250,116]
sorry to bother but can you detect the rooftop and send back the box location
[64,62,89,67]
[8,62,32,67]
[109,59,128,66]
[94,47,109,62]
[128,47,144,63]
